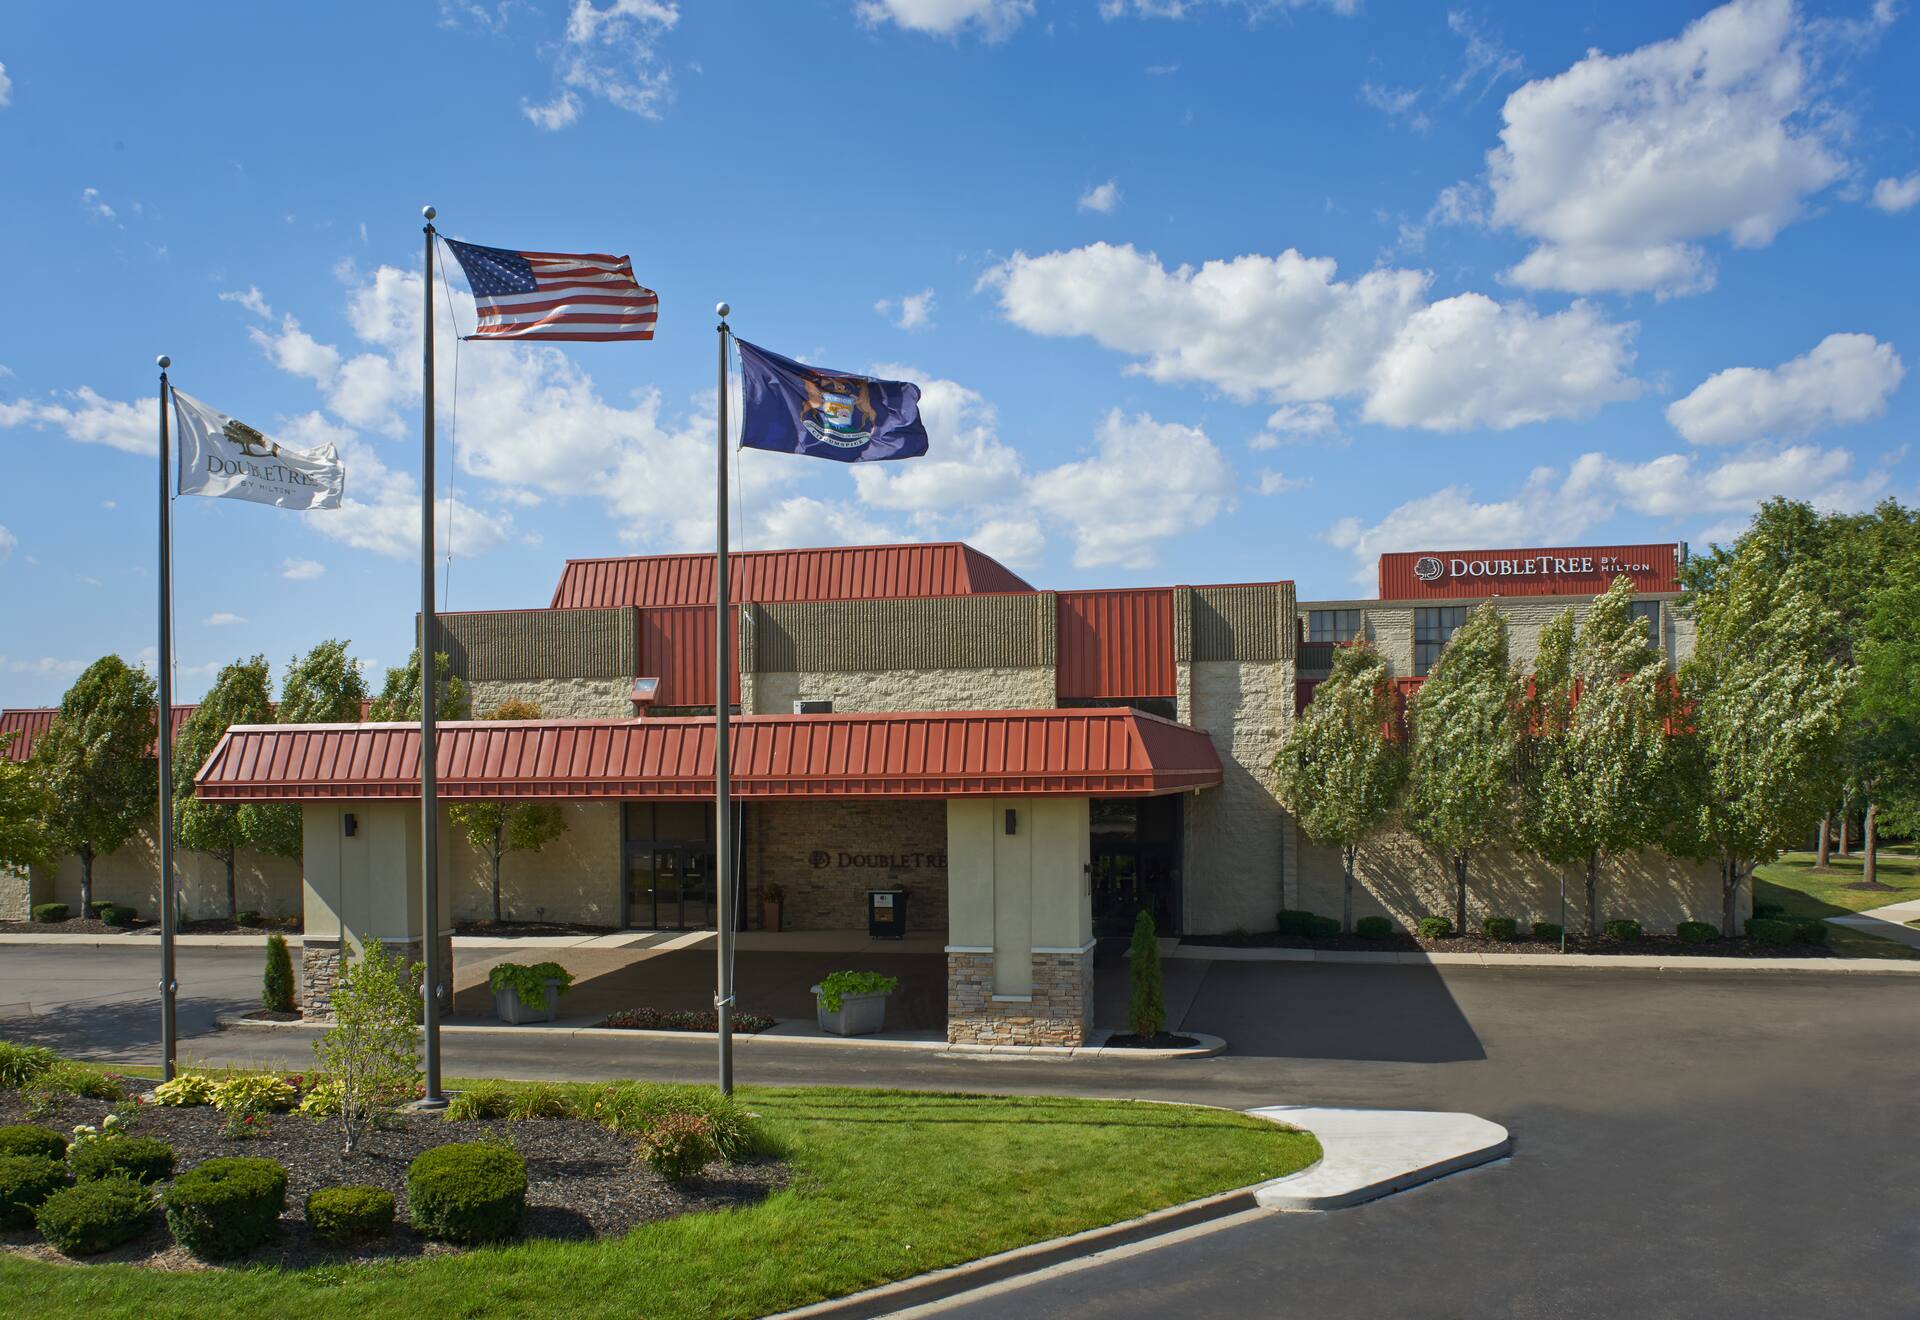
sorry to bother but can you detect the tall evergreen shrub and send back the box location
[1128,911,1164,1038]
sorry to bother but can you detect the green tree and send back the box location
[1518,579,1678,935]
[366,649,469,722]
[1852,563,1920,869]
[1127,910,1165,1038]
[311,939,422,1155]
[33,656,158,915]
[1402,603,1521,935]
[0,732,53,872]
[1667,557,1853,936]
[447,700,568,924]
[172,656,273,919]
[237,640,370,863]
[1274,642,1406,932]
[263,932,295,1014]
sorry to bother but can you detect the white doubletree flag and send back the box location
[172,389,344,509]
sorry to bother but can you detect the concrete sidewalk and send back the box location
[1169,942,1920,973]
[1825,900,1920,950]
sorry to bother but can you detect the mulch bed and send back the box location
[455,920,612,937]
[0,1085,785,1272]
[1104,1032,1201,1049]
[178,918,302,935]
[1181,931,1839,958]
[0,917,152,936]
[600,1008,777,1034]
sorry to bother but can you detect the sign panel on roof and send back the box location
[1378,544,1686,599]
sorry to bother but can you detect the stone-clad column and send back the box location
[297,801,453,1018]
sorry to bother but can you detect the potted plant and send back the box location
[761,883,785,933]
[488,961,575,1024]
[810,970,898,1037]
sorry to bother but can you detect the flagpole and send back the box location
[715,302,734,1097]
[155,354,178,1084]
[419,205,447,1108]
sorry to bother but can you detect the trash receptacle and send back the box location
[867,887,908,940]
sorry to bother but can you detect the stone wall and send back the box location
[946,948,1093,1046]
[1183,659,1294,934]
[1293,827,1741,935]
[750,667,1054,716]
[0,863,29,921]
[467,677,633,720]
[748,799,947,932]
[300,933,455,1019]
[444,801,623,926]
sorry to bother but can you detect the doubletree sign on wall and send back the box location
[1379,544,1686,599]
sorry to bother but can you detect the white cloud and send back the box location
[280,558,325,581]
[753,495,905,551]
[984,241,1639,430]
[521,0,678,129]
[1667,333,1905,446]
[0,62,12,107]
[1028,410,1234,568]
[248,315,342,387]
[522,91,582,130]
[856,0,1033,40]
[80,187,115,222]
[0,386,151,454]
[0,524,13,562]
[966,517,1045,570]
[0,655,86,679]
[1078,180,1122,214]
[218,285,273,319]
[1871,173,1920,214]
[1446,9,1523,99]
[1251,402,1340,448]
[1256,468,1310,496]
[203,612,246,626]
[1486,0,1849,296]
[1099,0,1360,15]
[875,288,936,330]
[1359,83,1429,134]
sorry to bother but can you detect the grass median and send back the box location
[1754,847,1920,960]
[0,1082,1318,1319]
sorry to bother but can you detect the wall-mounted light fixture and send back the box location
[1004,808,1017,836]
[631,677,661,715]
[343,812,358,838]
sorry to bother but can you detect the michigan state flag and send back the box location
[735,340,929,463]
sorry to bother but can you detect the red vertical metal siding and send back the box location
[1378,544,1685,599]
[1056,589,1176,699]
[639,607,740,708]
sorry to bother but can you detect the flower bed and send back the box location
[600,1008,777,1034]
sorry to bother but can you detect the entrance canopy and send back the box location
[194,707,1222,803]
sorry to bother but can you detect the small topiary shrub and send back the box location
[406,1142,527,1244]
[162,1156,287,1259]
[1534,921,1564,941]
[1676,921,1720,944]
[585,1083,766,1160]
[88,901,114,919]
[445,1082,514,1122]
[0,1154,67,1229]
[1603,919,1642,942]
[1747,917,1796,946]
[0,1123,68,1159]
[1303,914,1341,940]
[1416,916,1453,940]
[30,903,68,924]
[29,1061,124,1101]
[237,910,261,927]
[1273,909,1314,936]
[305,1184,395,1242]
[36,1176,152,1255]
[0,1043,59,1089]
[100,905,137,927]
[1354,916,1395,940]
[1791,919,1828,946]
[637,1111,716,1184]
[507,1082,576,1121]
[1481,916,1518,942]
[1752,901,1786,919]
[262,934,296,1014]
[71,1136,174,1185]
[1127,911,1164,1037]
[153,1073,220,1107]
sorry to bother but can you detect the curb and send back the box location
[1168,945,1920,974]
[1246,1107,1512,1210]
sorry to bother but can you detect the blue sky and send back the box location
[1,0,1915,704]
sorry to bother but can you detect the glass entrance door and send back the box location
[623,840,718,930]
[1090,796,1184,936]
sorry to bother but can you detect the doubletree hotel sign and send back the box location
[1378,543,1686,599]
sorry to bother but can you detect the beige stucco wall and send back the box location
[300,802,452,948]
[751,667,1054,716]
[1294,827,1741,934]
[947,797,1092,996]
[444,801,621,926]
[1299,594,1686,679]
[468,677,633,719]
[1183,659,1295,934]
[30,827,301,920]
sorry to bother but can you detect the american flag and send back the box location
[443,238,658,342]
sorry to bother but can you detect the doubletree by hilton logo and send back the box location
[1412,556,1445,582]
[212,418,320,487]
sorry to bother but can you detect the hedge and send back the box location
[162,1156,288,1260]
[1676,921,1720,944]
[1747,917,1797,946]
[0,1154,67,1229]
[1602,919,1642,942]
[1273,909,1314,937]
[1481,916,1518,942]
[305,1185,395,1242]
[30,903,68,924]
[1353,916,1395,940]
[406,1143,527,1244]
[71,1136,175,1185]
[1303,915,1341,940]
[99,905,138,927]
[0,1124,67,1159]
[1533,922,1564,941]
[1416,916,1453,940]
[36,1176,152,1255]
[637,1112,716,1184]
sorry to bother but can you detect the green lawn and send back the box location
[1753,848,1920,960]
[0,1084,1318,1319]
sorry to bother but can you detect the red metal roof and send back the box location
[550,542,1035,609]
[194,708,1222,802]
[1056,589,1177,700]
[2,701,376,762]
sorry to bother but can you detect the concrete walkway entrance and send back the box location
[1825,899,1920,950]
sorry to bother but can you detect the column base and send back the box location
[946,947,1094,1047]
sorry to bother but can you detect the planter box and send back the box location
[494,980,564,1025]
[813,987,889,1037]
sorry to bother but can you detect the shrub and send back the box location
[263,934,296,1014]
[487,961,576,1010]
[163,1156,287,1260]
[153,1073,220,1107]
[1354,916,1395,940]
[30,903,68,924]
[0,1123,68,1159]
[1481,917,1518,942]
[406,1142,527,1244]
[1747,917,1796,946]
[0,1154,67,1229]
[237,910,261,927]
[1603,919,1643,942]
[1752,901,1786,919]
[585,1083,765,1160]
[211,1073,297,1115]
[298,1078,343,1119]
[311,939,423,1155]
[1127,911,1164,1037]
[305,1184,394,1242]
[1416,916,1453,939]
[445,1082,514,1122]
[100,905,137,927]
[29,1061,124,1101]
[72,1135,174,1185]
[637,1112,716,1184]
[508,1082,576,1121]
[1303,915,1342,940]
[1676,921,1720,944]
[600,1007,777,1033]
[1273,909,1314,936]
[815,970,900,1013]
[1790,919,1828,946]
[1534,921,1565,941]
[36,1176,152,1255]
[88,901,114,919]
[0,1043,58,1089]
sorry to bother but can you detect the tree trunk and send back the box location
[1453,854,1467,936]
[1721,858,1742,938]
[1586,852,1600,936]
[1341,844,1356,934]
[79,846,94,916]
[1838,812,1850,857]
[1863,803,1881,888]
[1816,817,1831,868]
[491,826,504,925]
[225,850,237,921]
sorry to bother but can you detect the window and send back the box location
[1308,609,1363,644]
[1059,696,1178,720]
[1629,600,1661,649]
[1413,606,1472,677]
